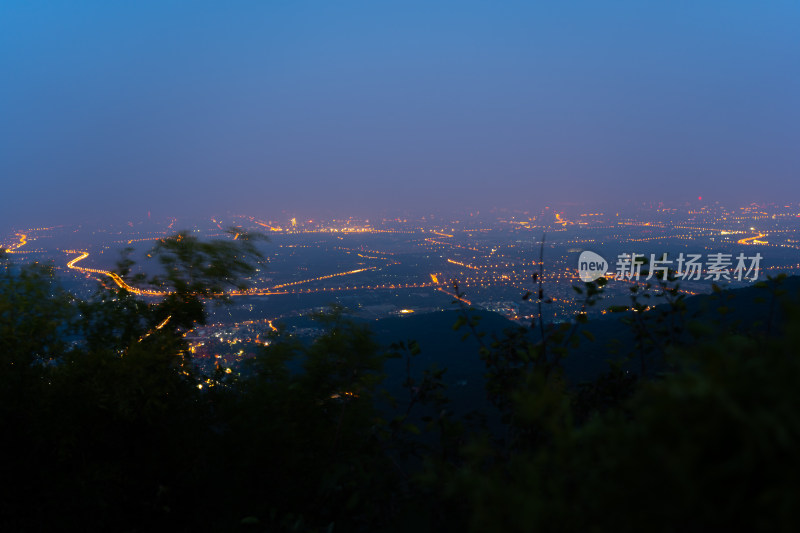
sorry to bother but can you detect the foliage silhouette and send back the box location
[2,234,800,532]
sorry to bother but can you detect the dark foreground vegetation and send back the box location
[2,233,800,532]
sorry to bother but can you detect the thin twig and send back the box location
[537,233,547,364]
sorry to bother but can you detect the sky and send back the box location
[1,0,799,229]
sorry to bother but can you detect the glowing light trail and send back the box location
[67,251,165,296]
[3,233,27,253]
[737,233,767,245]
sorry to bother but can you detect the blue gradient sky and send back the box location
[2,1,798,228]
